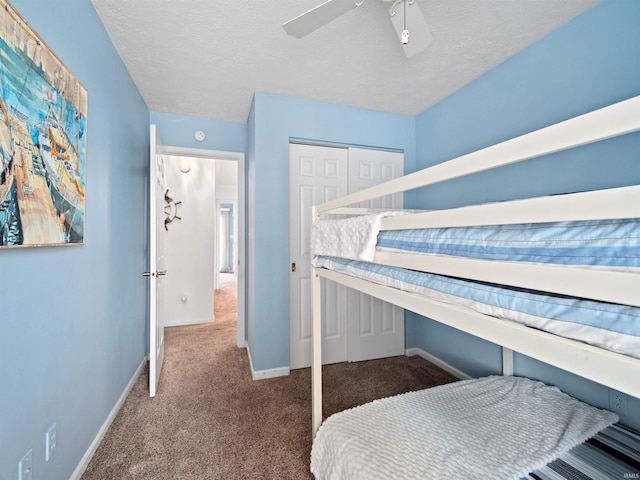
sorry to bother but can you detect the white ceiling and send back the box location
[91,0,599,124]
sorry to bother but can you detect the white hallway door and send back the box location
[289,144,404,369]
[148,124,166,397]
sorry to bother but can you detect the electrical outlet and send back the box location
[18,448,33,480]
[609,388,628,416]
[46,422,57,461]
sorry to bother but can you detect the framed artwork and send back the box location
[0,0,87,247]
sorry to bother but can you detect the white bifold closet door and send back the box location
[289,144,404,369]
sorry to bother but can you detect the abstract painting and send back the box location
[0,0,87,247]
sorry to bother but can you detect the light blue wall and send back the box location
[149,112,247,154]
[249,93,416,370]
[414,0,640,430]
[0,1,149,479]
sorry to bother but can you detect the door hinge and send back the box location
[291,262,296,272]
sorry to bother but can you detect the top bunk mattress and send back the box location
[312,215,640,270]
[376,218,640,269]
[311,215,640,359]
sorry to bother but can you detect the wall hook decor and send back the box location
[164,189,182,231]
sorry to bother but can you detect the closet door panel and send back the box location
[347,148,405,362]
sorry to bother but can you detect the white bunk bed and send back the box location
[309,96,640,460]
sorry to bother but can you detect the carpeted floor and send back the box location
[82,274,458,479]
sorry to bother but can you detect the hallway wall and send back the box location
[163,156,217,327]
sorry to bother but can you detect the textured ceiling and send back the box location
[91,0,600,124]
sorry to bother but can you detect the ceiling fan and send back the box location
[282,0,434,58]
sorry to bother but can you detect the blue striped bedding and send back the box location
[376,218,640,269]
[313,217,640,358]
[525,424,640,479]
[312,256,640,359]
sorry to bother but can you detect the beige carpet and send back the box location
[82,274,458,479]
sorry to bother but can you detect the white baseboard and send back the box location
[164,317,214,328]
[70,357,145,480]
[405,347,472,380]
[246,343,290,380]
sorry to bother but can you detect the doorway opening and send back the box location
[160,145,245,348]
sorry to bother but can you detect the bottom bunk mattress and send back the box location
[312,256,640,359]
[310,376,621,480]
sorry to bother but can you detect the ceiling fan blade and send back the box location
[389,0,434,57]
[283,0,361,38]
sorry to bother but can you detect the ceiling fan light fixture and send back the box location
[283,0,433,57]
[389,0,434,57]
[401,29,409,45]
[389,0,410,45]
[401,0,409,45]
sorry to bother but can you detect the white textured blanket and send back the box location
[310,376,618,480]
[310,212,402,262]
